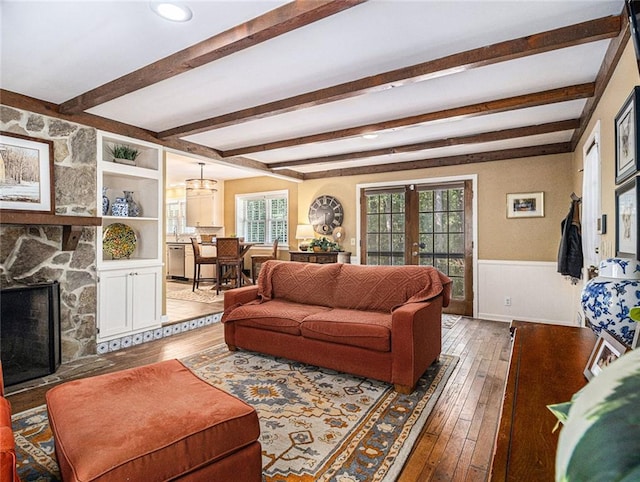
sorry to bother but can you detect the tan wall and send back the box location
[224,155,573,262]
[573,40,640,258]
[300,154,573,261]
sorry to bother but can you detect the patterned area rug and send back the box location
[166,287,225,304]
[13,347,457,482]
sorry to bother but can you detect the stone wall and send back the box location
[1,106,98,361]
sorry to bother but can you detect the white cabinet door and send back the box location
[186,191,215,227]
[131,267,161,331]
[98,269,132,339]
[98,266,161,341]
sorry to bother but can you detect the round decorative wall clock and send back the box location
[308,195,344,235]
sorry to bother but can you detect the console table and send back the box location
[490,321,596,481]
[289,251,351,264]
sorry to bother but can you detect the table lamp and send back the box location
[295,224,315,251]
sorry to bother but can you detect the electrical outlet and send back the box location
[504,296,511,306]
[350,238,356,246]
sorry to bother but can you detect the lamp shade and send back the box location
[186,162,217,192]
[295,224,315,239]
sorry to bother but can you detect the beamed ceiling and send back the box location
[0,0,632,182]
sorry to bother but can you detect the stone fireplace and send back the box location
[1,106,98,362]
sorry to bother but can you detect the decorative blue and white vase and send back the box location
[102,187,110,215]
[111,196,129,217]
[124,190,140,217]
[581,257,640,346]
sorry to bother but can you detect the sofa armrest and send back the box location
[224,285,260,310]
[390,297,443,391]
[0,397,18,482]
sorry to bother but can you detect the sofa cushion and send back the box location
[224,299,330,335]
[301,309,392,352]
[332,264,452,312]
[257,261,341,307]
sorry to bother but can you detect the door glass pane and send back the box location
[364,190,405,265]
[418,186,466,299]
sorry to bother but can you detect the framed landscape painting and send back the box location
[615,177,639,258]
[615,87,640,184]
[506,192,544,218]
[0,132,54,213]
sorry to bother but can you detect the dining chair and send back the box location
[215,237,243,294]
[190,238,217,291]
[251,238,279,284]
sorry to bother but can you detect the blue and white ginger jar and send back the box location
[581,257,640,346]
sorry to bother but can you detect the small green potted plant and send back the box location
[309,237,340,252]
[109,144,140,166]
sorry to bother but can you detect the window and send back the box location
[236,190,288,245]
[166,199,195,236]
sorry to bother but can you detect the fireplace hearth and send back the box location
[1,281,61,386]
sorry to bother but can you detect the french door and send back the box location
[360,181,473,315]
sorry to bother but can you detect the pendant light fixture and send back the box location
[186,162,217,192]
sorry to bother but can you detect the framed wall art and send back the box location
[584,329,627,380]
[0,131,54,213]
[615,176,639,258]
[615,86,640,184]
[506,192,544,218]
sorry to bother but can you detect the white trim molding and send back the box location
[477,259,583,325]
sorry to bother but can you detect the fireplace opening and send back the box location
[1,281,61,387]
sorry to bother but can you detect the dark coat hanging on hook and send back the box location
[557,199,583,283]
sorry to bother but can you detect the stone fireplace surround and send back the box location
[1,106,98,362]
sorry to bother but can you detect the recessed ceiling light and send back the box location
[150,2,193,22]
[362,134,379,139]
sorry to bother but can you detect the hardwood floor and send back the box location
[7,310,511,482]
[165,279,224,322]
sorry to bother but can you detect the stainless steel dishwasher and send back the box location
[167,244,186,279]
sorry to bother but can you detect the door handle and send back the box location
[412,242,426,249]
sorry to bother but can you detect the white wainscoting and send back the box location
[477,260,583,326]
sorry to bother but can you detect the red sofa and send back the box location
[1,363,19,482]
[223,260,451,393]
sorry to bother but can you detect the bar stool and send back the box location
[190,238,216,291]
[216,237,243,294]
[251,238,279,283]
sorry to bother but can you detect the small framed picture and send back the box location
[584,330,627,381]
[506,192,544,218]
[615,177,639,258]
[615,86,640,184]
[0,131,54,214]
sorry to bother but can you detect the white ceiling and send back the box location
[0,0,628,181]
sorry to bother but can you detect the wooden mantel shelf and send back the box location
[0,211,101,251]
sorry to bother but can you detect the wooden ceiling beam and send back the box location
[571,10,630,149]
[159,15,620,139]
[58,0,367,115]
[268,119,580,168]
[0,89,303,181]
[222,83,595,157]
[301,143,573,179]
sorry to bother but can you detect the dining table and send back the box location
[201,240,258,286]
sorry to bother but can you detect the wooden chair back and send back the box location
[216,237,241,260]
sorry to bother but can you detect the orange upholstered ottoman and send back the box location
[45,359,261,482]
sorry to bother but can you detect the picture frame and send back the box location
[584,329,627,381]
[0,131,54,214]
[615,86,640,184]
[615,176,639,258]
[506,192,544,218]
